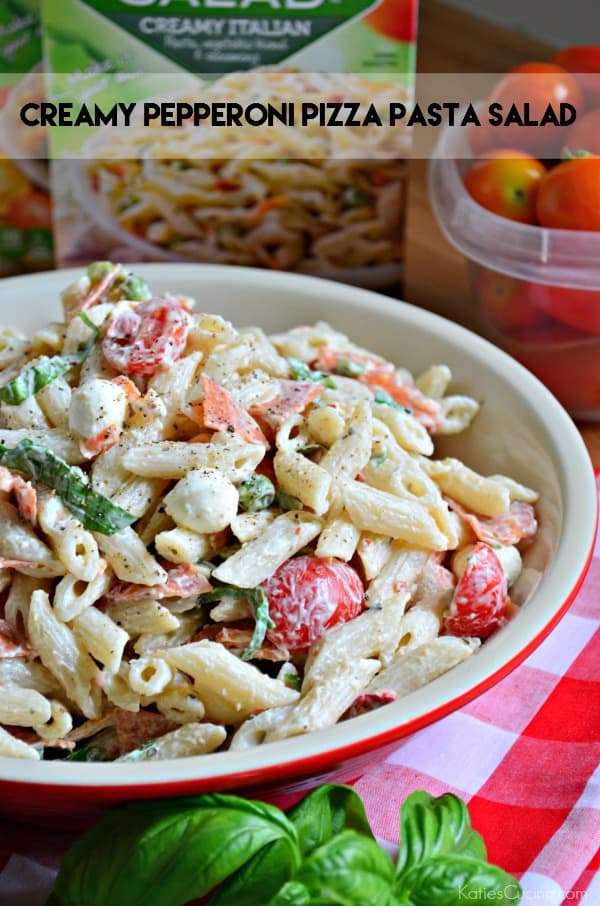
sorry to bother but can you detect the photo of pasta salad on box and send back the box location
[0,263,539,763]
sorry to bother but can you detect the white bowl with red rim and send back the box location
[0,264,596,827]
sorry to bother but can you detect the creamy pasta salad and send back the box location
[0,264,538,762]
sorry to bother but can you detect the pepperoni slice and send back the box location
[102,297,189,376]
[192,374,268,446]
[447,498,537,547]
[249,380,322,428]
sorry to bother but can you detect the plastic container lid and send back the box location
[429,120,600,291]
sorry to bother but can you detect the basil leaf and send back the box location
[296,829,395,905]
[116,739,160,762]
[211,837,300,906]
[288,357,337,389]
[64,729,117,762]
[395,792,486,878]
[373,390,412,415]
[0,439,135,535]
[267,881,312,905]
[395,855,521,906]
[50,794,299,906]
[0,312,98,406]
[198,585,274,661]
[275,489,303,511]
[287,784,374,858]
[333,358,366,378]
[370,451,387,467]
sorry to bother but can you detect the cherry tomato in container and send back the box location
[473,63,582,157]
[475,267,545,330]
[563,108,600,155]
[444,542,508,640]
[464,150,546,225]
[7,190,52,230]
[528,283,600,335]
[262,556,364,652]
[553,45,600,107]
[536,155,600,230]
[365,0,417,43]
[102,297,190,376]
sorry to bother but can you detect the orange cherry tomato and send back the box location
[464,149,546,224]
[473,63,583,157]
[564,107,600,155]
[536,156,600,230]
[365,0,417,43]
[476,268,545,330]
[553,46,600,107]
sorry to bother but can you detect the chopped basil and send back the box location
[237,474,276,512]
[334,358,366,378]
[275,489,303,511]
[373,389,412,414]
[116,739,160,762]
[0,439,135,534]
[287,357,337,389]
[0,312,98,406]
[370,451,387,467]
[283,671,302,691]
[198,585,274,661]
[342,186,368,209]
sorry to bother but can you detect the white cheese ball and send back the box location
[69,378,127,440]
[164,468,239,534]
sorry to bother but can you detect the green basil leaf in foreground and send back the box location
[0,312,98,405]
[296,829,395,906]
[50,794,299,906]
[211,836,301,906]
[394,855,522,906]
[0,439,135,534]
[286,783,374,858]
[198,585,274,661]
[395,791,486,877]
[267,881,312,906]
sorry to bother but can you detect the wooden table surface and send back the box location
[404,1,599,468]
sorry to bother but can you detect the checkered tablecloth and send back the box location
[1,477,598,906]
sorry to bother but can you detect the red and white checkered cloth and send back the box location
[1,477,598,906]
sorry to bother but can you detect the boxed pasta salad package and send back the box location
[0,0,53,277]
[42,0,417,294]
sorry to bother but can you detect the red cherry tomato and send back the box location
[365,0,417,43]
[474,63,583,157]
[536,155,600,230]
[444,542,508,640]
[464,150,546,225]
[102,297,190,376]
[7,191,52,230]
[528,283,600,335]
[553,46,600,107]
[262,556,364,652]
[476,268,545,330]
[564,107,600,155]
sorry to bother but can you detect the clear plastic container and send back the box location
[429,123,600,420]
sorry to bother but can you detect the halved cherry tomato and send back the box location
[564,107,600,155]
[553,46,600,107]
[102,296,189,376]
[444,542,508,640]
[365,0,417,43]
[262,556,364,652]
[475,268,545,330]
[464,150,546,225]
[536,155,600,230]
[472,63,582,157]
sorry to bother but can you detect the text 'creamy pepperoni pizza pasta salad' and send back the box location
[0,263,539,762]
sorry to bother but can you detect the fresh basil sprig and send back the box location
[198,585,274,661]
[287,357,337,389]
[48,786,521,906]
[0,312,98,406]
[0,439,135,535]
